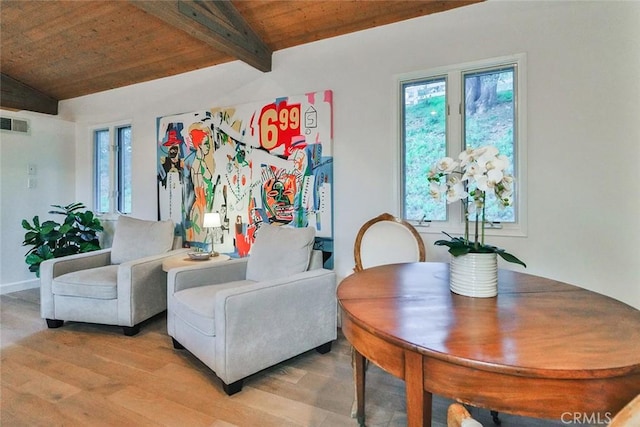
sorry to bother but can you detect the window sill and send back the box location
[413,222,527,238]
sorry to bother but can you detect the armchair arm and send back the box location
[40,248,112,319]
[116,248,189,326]
[42,248,112,278]
[213,268,337,384]
[167,257,249,294]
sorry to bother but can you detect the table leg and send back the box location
[405,350,431,427]
[354,348,366,426]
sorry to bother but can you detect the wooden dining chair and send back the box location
[350,212,426,422]
[609,394,640,427]
[448,403,483,427]
[353,212,426,272]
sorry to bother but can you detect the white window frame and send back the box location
[395,54,528,238]
[92,121,133,217]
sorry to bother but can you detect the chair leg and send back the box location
[46,318,64,328]
[222,379,243,396]
[122,324,140,336]
[350,347,358,418]
[491,410,501,425]
[315,341,332,354]
[171,337,185,349]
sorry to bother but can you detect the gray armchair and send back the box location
[167,224,337,395]
[40,216,187,336]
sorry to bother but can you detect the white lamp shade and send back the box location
[203,212,221,228]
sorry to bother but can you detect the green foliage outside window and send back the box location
[403,65,517,224]
[464,69,515,222]
[403,83,447,222]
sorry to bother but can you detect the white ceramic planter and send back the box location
[449,252,498,298]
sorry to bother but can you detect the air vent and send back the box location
[0,116,30,134]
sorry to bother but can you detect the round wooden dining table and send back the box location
[337,262,640,427]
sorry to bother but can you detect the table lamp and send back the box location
[203,212,222,257]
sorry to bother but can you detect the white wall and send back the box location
[0,111,75,293]
[2,1,638,308]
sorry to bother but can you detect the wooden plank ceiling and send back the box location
[0,0,481,115]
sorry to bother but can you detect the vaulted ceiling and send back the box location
[0,0,481,115]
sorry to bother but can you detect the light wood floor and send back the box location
[1,289,575,426]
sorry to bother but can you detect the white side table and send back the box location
[162,253,230,272]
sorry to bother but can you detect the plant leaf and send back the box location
[434,232,526,267]
[25,253,43,266]
[22,202,101,277]
[496,250,527,267]
[449,245,472,257]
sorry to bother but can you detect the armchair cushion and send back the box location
[245,225,315,281]
[110,216,174,264]
[52,265,118,299]
[172,280,255,336]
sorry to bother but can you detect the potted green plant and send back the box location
[22,202,103,277]
[427,145,525,297]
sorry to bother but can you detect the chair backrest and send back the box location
[447,403,483,427]
[609,394,640,427]
[172,235,183,250]
[353,213,426,272]
[110,216,175,264]
[246,224,316,281]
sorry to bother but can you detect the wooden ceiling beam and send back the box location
[0,73,58,115]
[132,0,272,72]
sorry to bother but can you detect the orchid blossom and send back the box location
[426,145,526,267]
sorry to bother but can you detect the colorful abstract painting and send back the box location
[156,90,333,265]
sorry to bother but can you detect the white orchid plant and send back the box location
[427,145,526,267]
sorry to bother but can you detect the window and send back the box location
[94,124,132,214]
[400,54,526,235]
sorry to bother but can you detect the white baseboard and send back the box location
[0,279,39,295]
